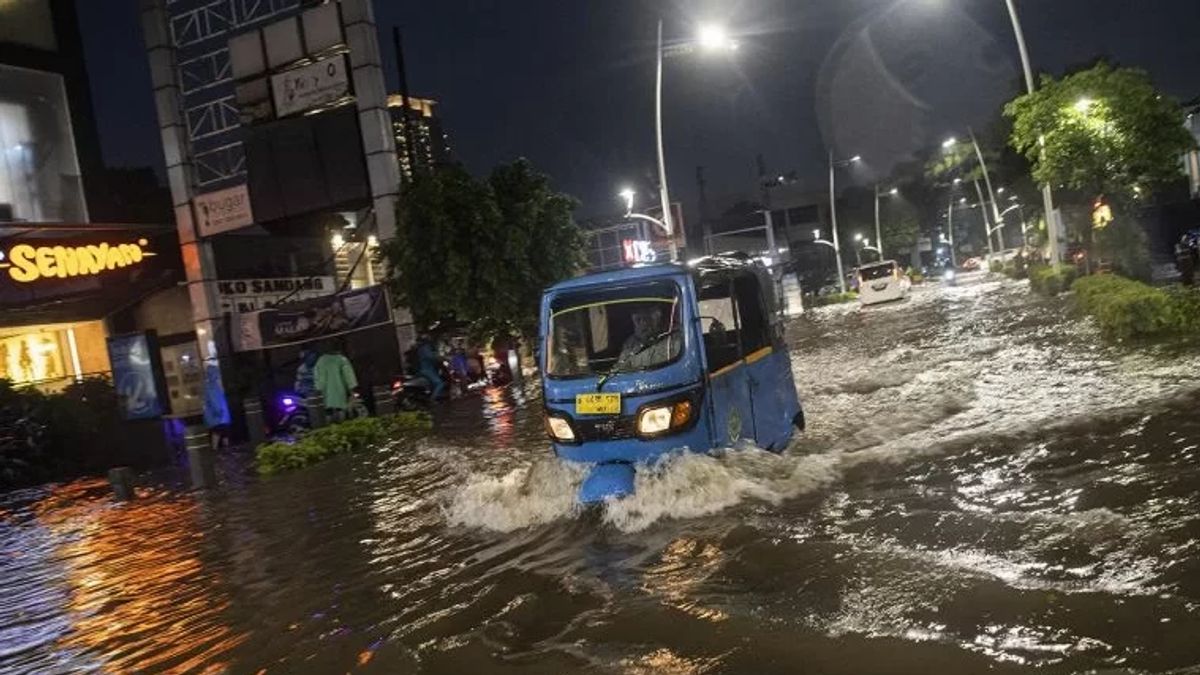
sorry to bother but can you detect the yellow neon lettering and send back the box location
[4,241,151,283]
[35,247,56,278]
[8,245,38,282]
[53,246,80,277]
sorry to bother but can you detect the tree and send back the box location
[1004,63,1196,276]
[1005,62,1195,201]
[380,159,584,339]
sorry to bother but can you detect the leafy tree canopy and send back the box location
[1004,62,1196,203]
[380,159,584,338]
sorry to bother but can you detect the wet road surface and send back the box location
[3,274,1200,673]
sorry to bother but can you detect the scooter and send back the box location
[269,391,311,437]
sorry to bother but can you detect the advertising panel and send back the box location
[106,331,169,420]
[270,54,351,118]
[236,285,391,351]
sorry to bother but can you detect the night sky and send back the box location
[78,0,1200,223]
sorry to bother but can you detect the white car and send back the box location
[856,260,911,305]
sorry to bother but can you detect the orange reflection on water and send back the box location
[482,385,516,444]
[641,537,730,624]
[34,483,245,673]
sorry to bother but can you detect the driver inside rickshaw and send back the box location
[614,305,679,370]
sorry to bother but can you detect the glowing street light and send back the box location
[1074,97,1094,113]
[889,187,899,196]
[619,187,635,213]
[953,177,963,185]
[942,137,958,149]
[697,24,738,51]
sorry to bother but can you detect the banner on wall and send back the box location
[106,331,170,420]
[236,285,392,351]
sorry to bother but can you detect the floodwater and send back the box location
[4,274,1200,674]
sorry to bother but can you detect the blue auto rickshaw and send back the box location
[539,255,805,503]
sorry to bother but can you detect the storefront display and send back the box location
[0,321,109,391]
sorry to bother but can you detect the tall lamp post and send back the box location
[874,185,898,260]
[1003,0,1061,263]
[828,151,861,293]
[653,21,738,262]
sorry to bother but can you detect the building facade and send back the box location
[0,1,199,414]
[388,94,451,181]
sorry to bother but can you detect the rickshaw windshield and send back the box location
[547,280,683,379]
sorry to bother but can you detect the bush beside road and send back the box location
[1072,274,1200,340]
[256,412,432,475]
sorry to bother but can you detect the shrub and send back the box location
[988,259,1004,274]
[256,412,431,475]
[1071,275,1200,340]
[0,377,123,489]
[1029,263,1078,296]
[812,292,858,307]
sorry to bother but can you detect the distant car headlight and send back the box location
[544,413,576,442]
[636,399,695,437]
[943,269,956,281]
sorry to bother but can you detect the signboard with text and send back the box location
[195,184,254,237]
[270,54,351,118]
[217,276,336,313]
[236,285,392,351]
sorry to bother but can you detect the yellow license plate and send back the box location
[576,393,621,415]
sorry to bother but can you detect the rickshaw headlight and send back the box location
[545,414,575,442]
[637,406,673,435]
[637,400,694,436]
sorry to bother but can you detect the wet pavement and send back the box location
[4,273,1200,673]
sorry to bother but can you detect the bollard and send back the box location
[184,423,217,489]
[243,397,266,446]
[372,384,395,417]
[305,394,326,428]
[108,467,135,501]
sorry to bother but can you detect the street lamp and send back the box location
[652,20,739,263]
[1074,97,1094,113]
[874,185,899,260]
[944,132,1006,251]
[1004,0,1062,262]
[942,137,957,149]
[828,152,860,293]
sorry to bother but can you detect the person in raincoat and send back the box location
[293,346,319,397]
[313,341,359,422]
[415,334,446,401]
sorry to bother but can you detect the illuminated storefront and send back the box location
[0,226,196,412]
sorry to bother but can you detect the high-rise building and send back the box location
[388,94,451,181]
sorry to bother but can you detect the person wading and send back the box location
[314,340,359,422]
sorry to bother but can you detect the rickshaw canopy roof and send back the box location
[546,255,765,295]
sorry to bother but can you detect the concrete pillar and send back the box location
[141,0,230,417]
[342,0,401,242]
[243,397,266,446]
[184,424,217,489]
[108,467,135,501]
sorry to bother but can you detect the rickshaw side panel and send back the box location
[745,346,801,451]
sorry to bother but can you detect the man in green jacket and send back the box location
[313,341,359,422]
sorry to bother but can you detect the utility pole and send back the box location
[974,178,996,256]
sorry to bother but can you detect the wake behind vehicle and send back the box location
[857,260,911,305]
[539,255,805,504]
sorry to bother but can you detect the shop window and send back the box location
[0,65,86,223]
[0,321,109,392]
[160,342,204,417]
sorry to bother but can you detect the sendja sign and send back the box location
[0,239,155,283]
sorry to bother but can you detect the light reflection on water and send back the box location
[2,277,1200,672]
